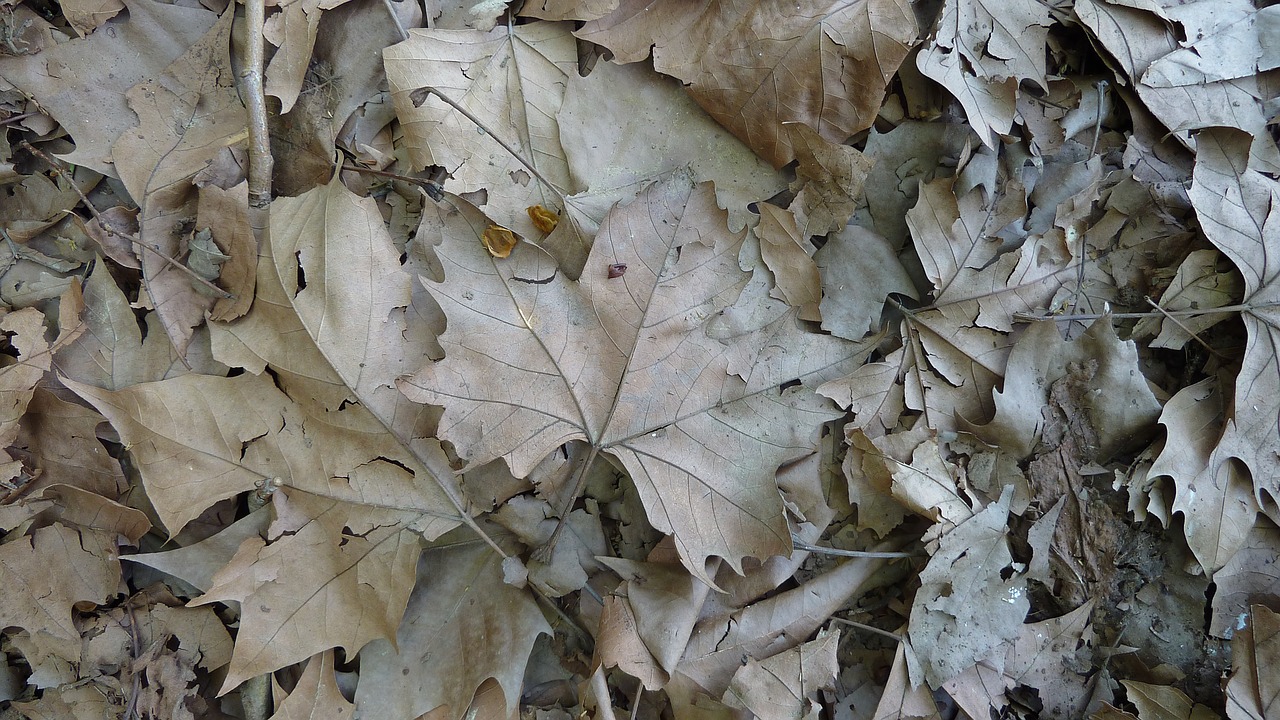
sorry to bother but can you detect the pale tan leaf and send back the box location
[12,389,129,499]
[519,0,617,21]
[757,204,821,315]
[111,7,249,354]
[596,592,669,690]
[402,176,874,582]
[353,532,551,720]
[1133,249,1242,350]
[1143,4,1280,87]
[596,557,711,678]
[267,648,353,712]
[1186,129,1280,569]
[127,507,272,593]
[724,628,838,720]
[1211,521,1280,640]
[1003,600,1097,718]
[0,0,219,176]
[872,643,941,720]
[907,489,1025,688]
[916,0,1050,147]
[56,261,223,391]
[784,122,874,239]
[841,427,909,537]
[976,318,1162,461]
[198,182,256,321]
[578,0,917,168]
[0,524,119,643]
[384,23,577,241]
[1225,605,1280,720]
[814,224,916,341]
[59,0,124,36]
[889,434,974,528]
[1122,680,1220,720]
[555,59,786,272]
[0,308,56,452]
[193,491,423,693]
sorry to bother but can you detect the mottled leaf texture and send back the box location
[401,175,873,583]
[578,0,918,167]
[1187,128,1280,570]
[354,534,550,719]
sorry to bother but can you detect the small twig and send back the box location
[0,110,38,127]
[792,540,919,559]
[1089,80,1108,158]
[1014,302,1275,323]
[829,616,905,643]
[415,86,566,204]
[241,0,272,209]
[19,141,234,300]
[590,667,619,720]
[1143,295,1229,359]
[341,163,443,197]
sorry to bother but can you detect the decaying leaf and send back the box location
[401,174,875,583]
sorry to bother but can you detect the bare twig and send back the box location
[590,667,619,720]
[241,0,273,209]
[19,141,234,301]
[1014,302,1276,323]
[380,0,408,41]
[829,616,905,643]
[792,540,919,559]
[1144,295,1229,359]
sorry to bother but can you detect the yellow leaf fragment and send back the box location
[527,205,560,233]
[481,225,519,258]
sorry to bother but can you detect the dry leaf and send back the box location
[482,225,520,258]
[579,0,917,167]
[401,175,875,583]
[0,524,119,644]
[724,628,839,720]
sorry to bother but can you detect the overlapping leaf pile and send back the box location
[0,0,1277,717]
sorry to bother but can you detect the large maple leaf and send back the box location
[400,175,874,583]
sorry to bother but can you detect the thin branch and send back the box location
[240,0,273,209]
[19,141,235,301]
[792,540,919,559]
[1144,295,1229,359]
[829,616,905,643]
[1014,303,1276,322]
[380,0,408,42]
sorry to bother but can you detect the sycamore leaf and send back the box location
[916,0,1051,147]
[262,0,356,114]
[269,651,354,720]
[1225,605,1280,718]
[577,0,918,168]
[353,532,551,720]
[723,628,839,720]
[111,7,248,354]
[192,490,423,693]
[401,175,874,583]
[0,0,219,176]
[0,524,120,644]
[1186,128,1280,570]
[1209,521,1280,639]
[907,489,1026,689]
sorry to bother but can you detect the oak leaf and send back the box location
[401,175,874,583]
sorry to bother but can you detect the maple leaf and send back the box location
[1177,127,1280,573]
[400,174,874,583]
[578,0,918,168]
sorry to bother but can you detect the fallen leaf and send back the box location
[724,628,839,720]
[579,0,918,167]
[0,524,119,644]
[111,7,248,354]
[1224,605,1280,719]
[270,650,355,720]
[401,175,875,582]
[353,530,551,719]
[481,225,520,258]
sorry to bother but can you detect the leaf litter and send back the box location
[0,0,1276,717]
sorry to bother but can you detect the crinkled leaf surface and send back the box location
[401,175,874,582]
[578,0,918,167]
[354,533,550,719]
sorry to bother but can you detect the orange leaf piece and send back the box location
[527,205,560,233]
[481,225,519,258]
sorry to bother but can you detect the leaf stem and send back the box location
[829,616,905,643]
[1014,303,1276,322]
[791,540,918,559]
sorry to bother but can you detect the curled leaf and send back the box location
[527,205,560,233]
[481,225,519,258]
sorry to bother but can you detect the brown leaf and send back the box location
[724,628,839,719]
[1225,605,1280,719]
[198,182,257,322]
[401,176,874,583]
[756,204,821,316]
[193,490,423,693]
[579,0,918,167]
[0,0,219,176]
[0,524,119,643]
[785,122,875,238]
[111,7,248,355]
[353,530,551,719]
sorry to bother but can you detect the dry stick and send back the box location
[241,0,272,210]
[20,141,234,301]
[1143,295,1230,359]
[829,616,905,644]
[792,540,918,559]
[380,0,408,42]
[1013,302,1278,322]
